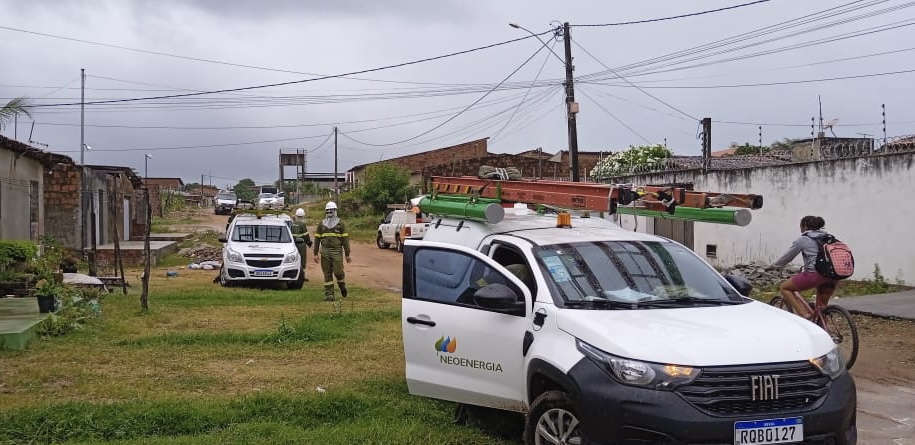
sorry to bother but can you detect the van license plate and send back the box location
[734,417,803,444]
[252,270,274,277]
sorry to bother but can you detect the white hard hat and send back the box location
[325,201,337,210]
[295,208,305,217]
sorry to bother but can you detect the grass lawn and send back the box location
[0,268,516,444]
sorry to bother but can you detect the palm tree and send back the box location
[0,97,32,132]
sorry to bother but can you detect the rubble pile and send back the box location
[720,262,801,289]
[178,245,223,263]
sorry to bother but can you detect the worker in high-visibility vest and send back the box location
[313,201,351,301]
[290,208,313,282]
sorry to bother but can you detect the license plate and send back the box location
[734,417,803,444]
[252,270,274,277]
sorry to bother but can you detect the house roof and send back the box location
[142,177,185,187]
[347,137,489,173]
[0,135,74,167]
[84,164,143,188]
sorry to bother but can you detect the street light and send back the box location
[508,23,564,64]
[144,153,152,180]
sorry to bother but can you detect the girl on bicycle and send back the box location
[770,216,838,321]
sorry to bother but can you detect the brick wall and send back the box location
[43,163,82,250]
[351,138,488,185]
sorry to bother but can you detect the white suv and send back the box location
[401,211,856,445]
[217,214,304,289]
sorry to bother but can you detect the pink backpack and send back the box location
[806,234,855,280]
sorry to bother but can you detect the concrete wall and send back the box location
[0,149,44,241]
[605,152,915,284]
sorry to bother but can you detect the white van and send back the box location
[401,211,856,445]
[217,213,304,289]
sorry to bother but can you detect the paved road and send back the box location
[833,290,915,321]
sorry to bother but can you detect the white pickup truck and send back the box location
[400,207,856,445]
[377,208,429,253]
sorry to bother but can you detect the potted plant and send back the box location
[33,279,60,313]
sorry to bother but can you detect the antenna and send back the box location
[823,118,839,138]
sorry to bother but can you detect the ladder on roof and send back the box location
[428,176,763,214]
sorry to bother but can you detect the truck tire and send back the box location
[395,234,403,253]
[287,271,305,290]
[377,233,390,249]
[523,391,582,445]
[218,267,233,288]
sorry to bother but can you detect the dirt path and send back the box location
[176,208,915,442]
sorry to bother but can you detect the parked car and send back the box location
[377,208,429,252]
[256,193,282,209]
[214,191,238,215]
[217,212,305,289]
[401,210,856,445]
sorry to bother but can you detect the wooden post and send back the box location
[141,189,151,311]
[110,195,127,295]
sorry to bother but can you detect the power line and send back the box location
[337,43,550,147]
[0,24,543,88]
[491,40,557,142]
[589,66,915,89]
[571,38,698,121]
[573,0,773,27]
[577,86,652,144]
[26,29,554,108]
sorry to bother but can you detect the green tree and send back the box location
[355,163,416,213]
[0,97,32,131]
[233,178,257,201]
[733,143,769,156]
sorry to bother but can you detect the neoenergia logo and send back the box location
[434,336,457,353]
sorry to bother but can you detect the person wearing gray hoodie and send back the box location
[771,215,837,319]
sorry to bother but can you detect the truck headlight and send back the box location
[284,252,299,264]
[226,249,244,263]
[810,347,846,380]
[576,339,699,390]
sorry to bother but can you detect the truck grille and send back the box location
[676,361,829,416]
[246,260,283,268]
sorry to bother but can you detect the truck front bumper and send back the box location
[567,358,857,445]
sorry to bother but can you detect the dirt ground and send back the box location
[183,208,915,443]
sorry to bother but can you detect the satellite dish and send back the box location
[823,118,839,137]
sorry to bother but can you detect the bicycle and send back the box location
[769,292,859,370]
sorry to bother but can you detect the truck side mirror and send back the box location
[218,234,227,243]
[474,283,525,314]
[724,274,753,297]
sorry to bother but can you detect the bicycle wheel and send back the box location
[769,296,794,313]
[821,305,859,370]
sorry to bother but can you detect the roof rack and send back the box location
[419,176,764,226]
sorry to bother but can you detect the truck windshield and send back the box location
[231,225,292,243]
[217,193,236,200]
[533,240,745,307]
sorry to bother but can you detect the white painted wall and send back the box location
[0,149,44,241]
[607,153,915,284]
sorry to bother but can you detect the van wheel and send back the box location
[395,235,403,253]
[377,233,390,249]
[524,391,581,445]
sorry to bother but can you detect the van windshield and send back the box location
[231,225,292,243]
[217,193,236,200]
[533,240,745,308]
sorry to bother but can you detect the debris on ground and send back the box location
[721,262,801,289]
[188,261,221,270]
[178,245,222,263]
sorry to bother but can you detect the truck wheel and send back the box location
[287,271,305,290]
[395,235,403,253]
[218,267,233,288]
[377,233,390,249]
[523,391,582,445]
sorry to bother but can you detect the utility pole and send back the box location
[13,114,16,140]
[80,68,86,255]
[882,103,887,148]
[537,147,543,179]
[701,117,712,172]
[562,22,581,182]
[758,125,763,154]
[333,126,338,202]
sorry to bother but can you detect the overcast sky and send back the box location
[2,0,913,187]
